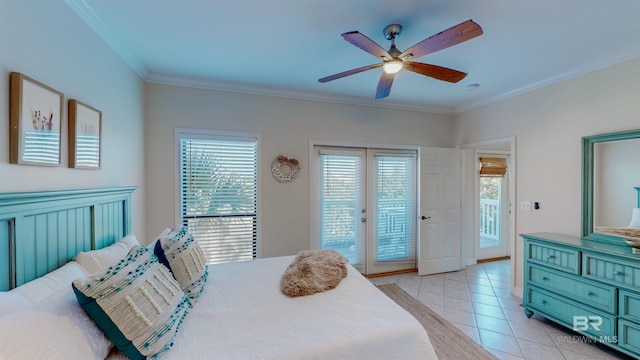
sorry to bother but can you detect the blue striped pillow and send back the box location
[154,227,208,301]
[73,246,190,360]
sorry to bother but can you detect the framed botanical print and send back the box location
[9,72,64,166]
[68,99,102,169]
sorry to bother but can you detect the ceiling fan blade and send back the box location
[399,19,483,60]
[318,63,382,83]
[404,61,467,83]
[342,31,392,60]
[375,72,395,99]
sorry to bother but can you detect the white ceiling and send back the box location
[66,0,640,114]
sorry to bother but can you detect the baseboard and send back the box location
[477,256,510,263]
[514,286,524,299]
[366,268,417,278]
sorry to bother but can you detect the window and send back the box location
[177,130,259,264]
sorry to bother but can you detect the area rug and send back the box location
[377,284,497,360]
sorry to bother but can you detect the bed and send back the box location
[0,187,436,360]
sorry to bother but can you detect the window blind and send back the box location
[319,152,362,264]
[479,157,508,178]
[179,136,257,264]
[374,152,417,262]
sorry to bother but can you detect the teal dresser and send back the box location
[522,232,640,358]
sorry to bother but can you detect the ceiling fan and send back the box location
[318,19,483,99]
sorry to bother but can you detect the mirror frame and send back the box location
[582,128,640,244]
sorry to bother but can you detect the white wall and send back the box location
[0,1,146,238]
[144,83,454,257]
[454,57,640,294]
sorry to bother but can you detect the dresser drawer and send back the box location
[528,265,616,314]
[618,320,640,357]
[525,287,615,339]
[583,253,640,291]
[526,241,579,274]
[619,290,640,323]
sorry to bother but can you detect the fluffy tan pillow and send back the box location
[280,249,348,297]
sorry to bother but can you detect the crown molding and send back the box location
[64,0,148,78]
[455,51,640,114]
[146,73,455,115]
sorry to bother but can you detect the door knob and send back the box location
[421,216,431,220]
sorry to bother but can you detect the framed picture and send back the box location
[9,72,64,166]
[68,99,102,169]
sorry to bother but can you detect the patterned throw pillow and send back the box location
[154,227,208,301]
[72,246,190,360]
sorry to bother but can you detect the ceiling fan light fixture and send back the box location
[318,20,484,98]
[382,59,403,74]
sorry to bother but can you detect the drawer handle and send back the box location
[586,291,593,296]
[547,255,556,259]
[541,300,547,305]
[614,271,624,276]
[541,276,549,281]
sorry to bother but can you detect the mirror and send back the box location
[582,129,640,244]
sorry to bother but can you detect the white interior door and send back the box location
[418,147,462,275]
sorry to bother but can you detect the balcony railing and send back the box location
[321,198,413,262]
[480,198,499,240]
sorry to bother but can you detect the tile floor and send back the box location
[369,260,635,360]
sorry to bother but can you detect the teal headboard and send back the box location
[0,186,136,291]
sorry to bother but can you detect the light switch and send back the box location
[520,201,532,211]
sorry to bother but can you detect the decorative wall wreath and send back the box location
[271,155,300,183]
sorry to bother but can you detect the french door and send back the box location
[310,146,417,275]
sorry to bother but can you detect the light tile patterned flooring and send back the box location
[369,260,634,360]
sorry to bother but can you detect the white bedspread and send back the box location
[158,256,436,360]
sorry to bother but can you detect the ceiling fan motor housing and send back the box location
[383,24,402,40]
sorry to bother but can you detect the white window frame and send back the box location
[175,128,262,260]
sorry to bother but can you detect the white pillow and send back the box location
[10,261,88,304]
[0,291,112,360]
[629,208,640,228]
[0,291,29,317]
[74,233,139,273]
[146,227,171,250]
[154,226,208,301]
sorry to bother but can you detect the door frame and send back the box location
[476,152,510,260]
[459,136,518,295]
